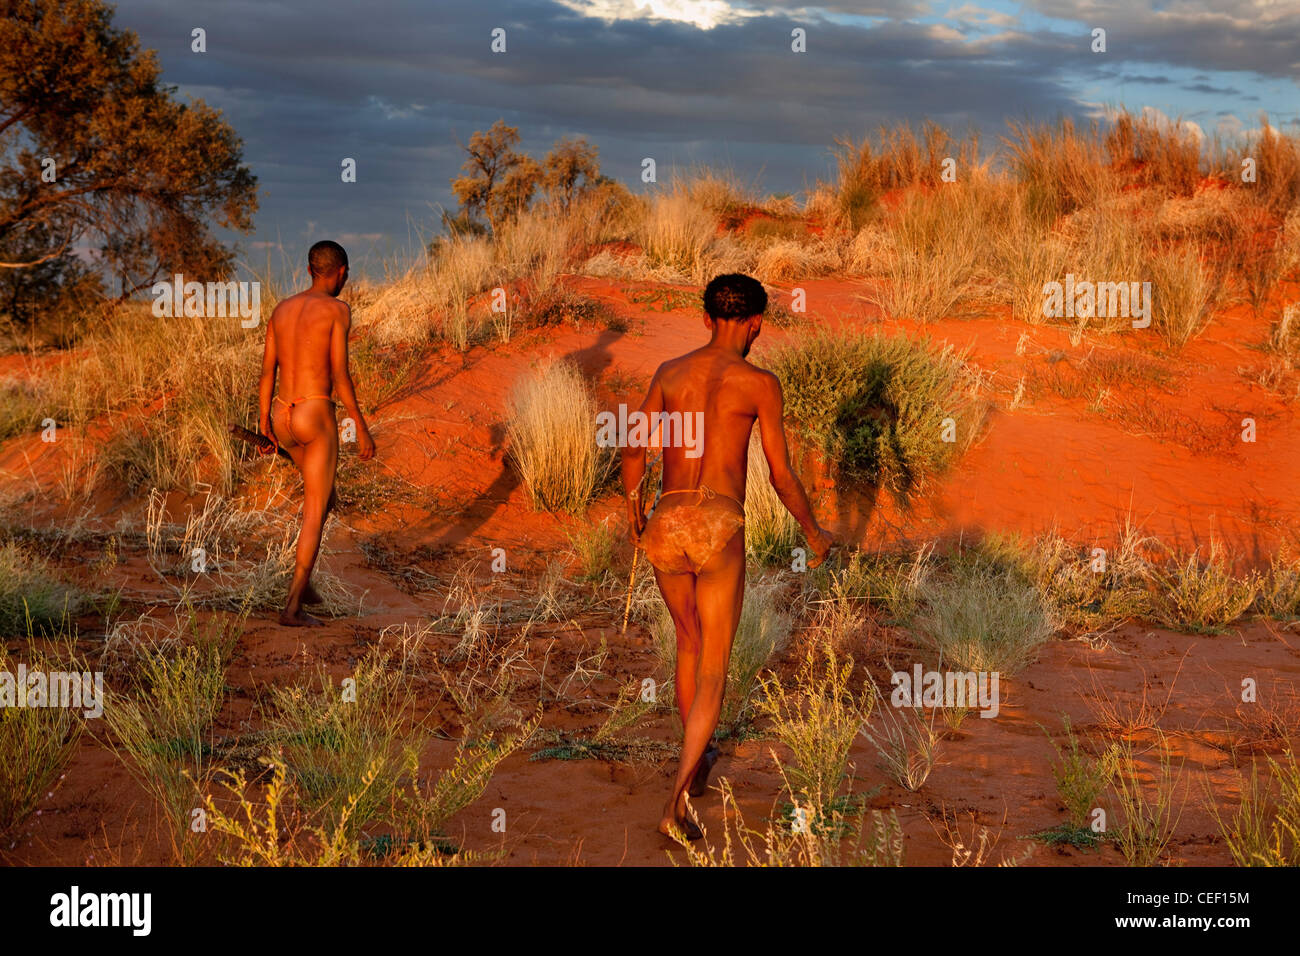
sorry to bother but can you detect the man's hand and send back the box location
[258,417,275,455]
[807,526,836,569]
[356,424,376,461]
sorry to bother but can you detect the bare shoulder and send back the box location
[269,290,304,325]
[304,293,349,325]
[329,297,351,328]
[650,353,687,386]
[743,363,782,396]
[656,353,687,375]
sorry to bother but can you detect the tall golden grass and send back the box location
[506,360,609,513]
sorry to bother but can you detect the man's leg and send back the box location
[281,432,338,627]
[654,567,700,725]
[654,567,720,796]
[658,530,745,838]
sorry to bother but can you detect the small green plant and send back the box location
[0,541,84,636]
[0,643,82,837]
[1110,735,1185,866]
[1049,715,1118,827]
[399,713,539,849]
[566,517,618,583]
[1208,751,1300,866]
[915,561,1059,674]
[267,648,424,836]
[755,641,875,813]
[100,631,228,860]
[861,701,941,792]
[1032,714,1118,849]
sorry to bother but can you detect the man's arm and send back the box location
[258,315,278,443]
[755,370,834,564]
[330,303,375,460]
[620,370,664,543]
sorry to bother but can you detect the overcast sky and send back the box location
[109,0,1300,279]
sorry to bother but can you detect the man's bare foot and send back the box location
[301,582,324,606]
[279,608,323,627]
[688,742,720,798]
[658,814,703,841]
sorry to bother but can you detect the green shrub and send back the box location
[765,331,981,504]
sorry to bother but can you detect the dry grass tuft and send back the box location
[506,360,609,514]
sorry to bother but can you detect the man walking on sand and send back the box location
[621,273,835,840]
[259,240,375,627]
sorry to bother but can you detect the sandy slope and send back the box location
[2,271,1297,866]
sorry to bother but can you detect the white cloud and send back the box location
[943,4,1018,28]
[553,0,764,30]
[1137,104,1205,142]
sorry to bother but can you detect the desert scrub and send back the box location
[43,303,260,494]
[867,183,993,323]
[100,626,230,860]
[0,643,82,836]
[506,360,610,513]
[765,330,982,504]
[861,700,941,792]
[266,648,425,836]
[1149,543,1257,634]
[756,641,875,812]
[744,427,801,566]
[1003,117,1110,224]
[1209,751,1300,867]
[1257,553,1300,621]
[1110,735,1185,867]
[977,530,1153,633]
[0,540,84,635]
[203,751,516,867]
[565,517,618,583]
[637,189,717,278]
[915,560,1059,674]
[1047,714,1118,831]
[0,378,44,440]
[829,546,934,623]
[1146,243,1220,349]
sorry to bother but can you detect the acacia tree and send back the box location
[543,136,599,212]
[450,120,540,234]
[0,0,258,316]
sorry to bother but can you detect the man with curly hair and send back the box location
[621,272,835,840]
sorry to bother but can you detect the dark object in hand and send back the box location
[229,423,277,456]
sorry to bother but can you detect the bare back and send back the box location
[648,347,776,504]
[270,291,345,399]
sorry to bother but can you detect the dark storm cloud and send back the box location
[1183,83,1242,96]
[102,0,1291,269]
[1027,0,1300,80]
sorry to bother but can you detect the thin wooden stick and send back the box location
[622,548,639,634]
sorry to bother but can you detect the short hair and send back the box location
[704,273,766,320]
[308,240,348,276]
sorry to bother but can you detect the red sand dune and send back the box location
[1,269,1297,866]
